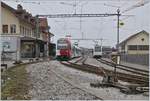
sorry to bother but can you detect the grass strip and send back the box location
[1,65,30,100]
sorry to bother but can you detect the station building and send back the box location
[38,18,54,57]
[1,2,54,61]
[118,30,149,55]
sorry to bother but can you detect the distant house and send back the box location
[118,30,149,54]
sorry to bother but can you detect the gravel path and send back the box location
[26,62,100,100]
[26,60,149,100]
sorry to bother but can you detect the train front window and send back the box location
[57,44,68,50]
[57,39,71,50]
[95,47,101,52]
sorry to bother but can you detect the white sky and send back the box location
[1,0,150,48]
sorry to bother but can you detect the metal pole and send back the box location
[114,63,117,82]
[35,15,39,59]
[48,26,51,58]
[100,38,103,54]
[117,9,120,52]
[75,0,77,14]
[2,46,4,64]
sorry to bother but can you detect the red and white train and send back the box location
[56,38,82,60]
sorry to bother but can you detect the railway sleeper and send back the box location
[90,81,147,95]
[61,62,149,85]
[120,86,145,94]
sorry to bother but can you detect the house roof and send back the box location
[119,30,149,46]
[1,2,15,12]
[39,18,54,36]
[1,2,36,26]
[39,18,48,27]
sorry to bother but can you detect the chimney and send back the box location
[17,4,23,11]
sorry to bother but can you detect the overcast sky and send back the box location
[2,0,150,48]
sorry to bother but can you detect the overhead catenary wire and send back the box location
[2,0,142,1]
[3,0,148,47]
[121,0,150,13]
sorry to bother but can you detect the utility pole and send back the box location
[35,15,39,59]
[80,1,88,40]
[47,26,51,58]
[117,9,120,52]
[82,32,84,39]
[100,38,103,54]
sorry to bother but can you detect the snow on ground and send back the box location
[26,60,149,100]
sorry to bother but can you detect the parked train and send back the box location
[56,38,82,60]
[93,44,102,58]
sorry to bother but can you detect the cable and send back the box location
[2,0,141,2]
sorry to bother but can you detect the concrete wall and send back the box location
[1,36,20,60]
[120,54,149,66]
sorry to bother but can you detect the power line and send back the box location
[122,0,150,13]
[2,0,141,2]
[38,13,119,18]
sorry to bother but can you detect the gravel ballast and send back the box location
[26,60,149,100]
[26,62,99,100]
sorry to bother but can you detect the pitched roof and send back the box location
[1,2,16,14]
[119,30,149,46]
[1,2,36,26]
[39,18,48,27]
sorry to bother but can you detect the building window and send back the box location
[138,45,149,50]
[128,45,149,51]
[141,38,144,41]
[128,45,137,50]
[10,24,16,33]
[2,25,8,33]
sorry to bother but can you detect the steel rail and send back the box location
[61,61,149,85]
[99,58,149,73]
[49,67,103,100]
[97,58,149,77]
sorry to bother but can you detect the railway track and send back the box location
[60,58,149,86]
[74,57,84,63]
[82,63,149,85]
[49,67,103,100]
[96,58,149,77]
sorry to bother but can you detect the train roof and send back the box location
[57,38,71,43]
